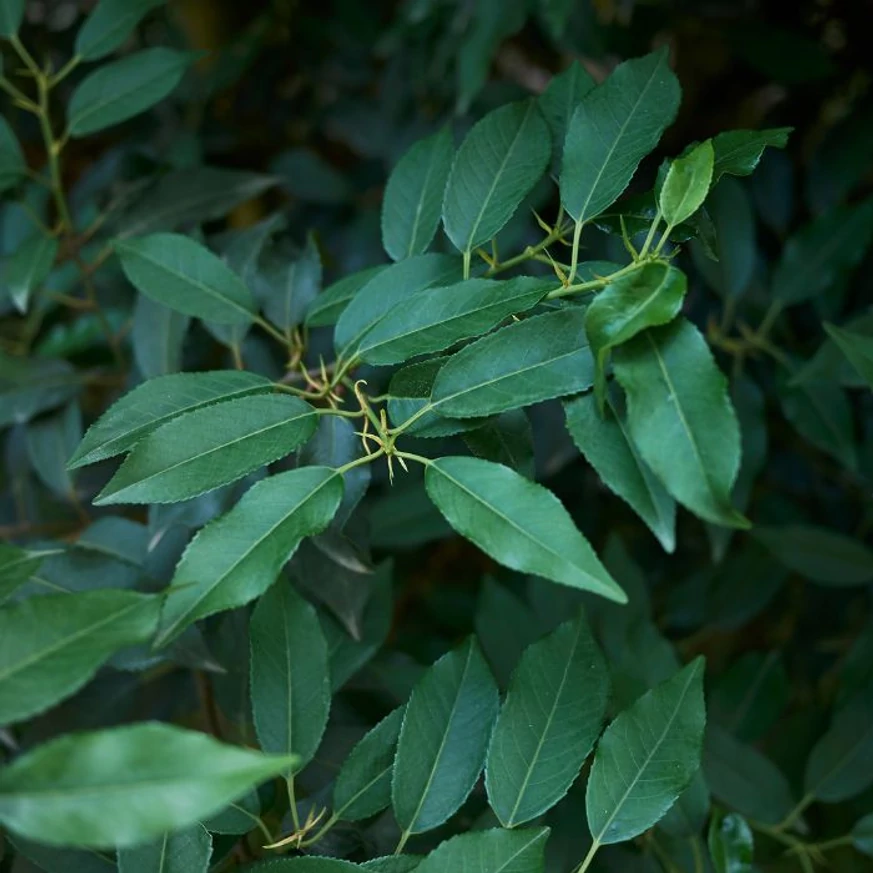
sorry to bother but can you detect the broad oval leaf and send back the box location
[333,706,404,821]
[443,100,550,254]
[414,828,549,873]
[75,0,165,61]
[708,811,754,873]
[68,48,192,137]
[250,583,330,769]
[425,456,625,602]
[613,318,748,528]
[711,127,793,185]
[485,612,609,827]
[358,276,550,366]
[0,723,297,847]
[5,234,58,314]
[586,657,706,845]
[561,49,681,223]
[392,637,499,834]
[0,590,159,725]
[117,824,211,873]
[431,308,594,418]
[305,264,389,328]
[116,233,256,325]
[95,394,317,505]
[155,466,342,646]
[660,141,715,228]
[382,126,454,261]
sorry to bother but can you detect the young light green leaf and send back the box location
[564,391,676,553]
[116,233,256,325]
[485,612,609,827]
[118,824,211,873]
[0,545,53,604]
[425,456,625,602]
[25,402,81,498]
[70,370,271,468]
[392,637,499,834]
[585,658,706,845]
[156,466,342,646]
[358,276,550,366]
[0,723,297,847]
[660,141,714,228]
[305,264,388,328]
[824,323,873,389]
[711,127,792,184]
[95,394,316,505]
[250,583,330,769]
[613,318,748,528]
[68,48,193,137]
[382,126,454,261]
[708,811,754,873]
[0,116,25,193]
[333,706,404,821]
[539,63,596,166]
[585,263,687,404]
[0,0,24,36]
[443,100,550,254]
[0,590,160,725]
[561,49,681,223]
[4,234,58,313]
[414,828,549,873]
[75,0,165,61]
[431,308,594,418]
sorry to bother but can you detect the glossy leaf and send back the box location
[117,825,211,873]
[116,233,256,325]
[0,116,26,193]
[392,637,499,834]
[250,583,330,769]
[382,126,454,261]
[561,49,681,223]
[485,612,609,826]
[613,318,748,528]
[425,456,625,602]
[4,233,58,313]
[443,100,550,254]
[825,322,873,388]
[156,466,342,646]
[586,658,706,845]
[95,394,316,505]
[68,48,192,137]
[414,828,548,873]
[305,264,388,328]
[711,127,793,185]
[0,723,297,847]
[660,141,714,227]
[708,811,754,873]
[75,0,165,61]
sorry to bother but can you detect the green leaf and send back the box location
[392,637,499,834]
[0,545,53,604]
[0,0,24,36]
[853,814,873,858]
[118,825,211,873]
[305,265,388,328]
[0,116,25,193]
[0,590,160,725]
[658,771,710,838]
[333,706,404,821]
[805,693,873,802]
[586,658,706,845]
[564,390,675,553]
[156,466,342,646]
[585,263,687,404]
[773,198,873,306]
[561,49,681,223]
[613,318,748,528]
[711,127,792,185]
[824,323,873,389]
[363,859,421,873]
[485,611,609,827]
[260,234,322,334]
[431,308,594,418]
[413,828,548,873]
[463,410,534,477]
[334,254,462,360]
[25,401,81,498]
[539,63,596,166]
[68,48,193,137]
[0,722,297,847]
[116,233,256,325]
[9,837,116,873]
[753,524,873,586]
[443,100,550,254]
[660,141,714,227]
[4,234,58,313]
[382,127,454,261]
[425,456,625,602]
[75,0,165,61]
[0,353,78,428]
[70,371,271,469]
[132,295,190,379]
[708,811,754,873]
[358,276,550,366]
[95,394,316,505]
[250,583,330,769]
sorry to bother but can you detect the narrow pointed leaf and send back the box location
[118,825,211,873]
[824,323,873,389]
[392,637,499,834]
[0,723,297,847]
[443,100,550,254]
[75,0,166,61]
[260,234,322,334]
[156,466,342,646]
[5,234,58,313]
[414,828,549,873]
[0,545,53,604]
[306,264,388,328]
[0,590,160,725]
[425,456,625,602]
[95,394,317,505]
[660,141,714,227]
[586,658,706,845]
[486,612,609,827]
[711,127,792,184]
[539,63,596,165]
[132,295,190,378]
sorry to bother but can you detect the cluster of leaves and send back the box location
[1,1,873,872]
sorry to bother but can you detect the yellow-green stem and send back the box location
[567,218,584,283]
[574,839,601,873]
